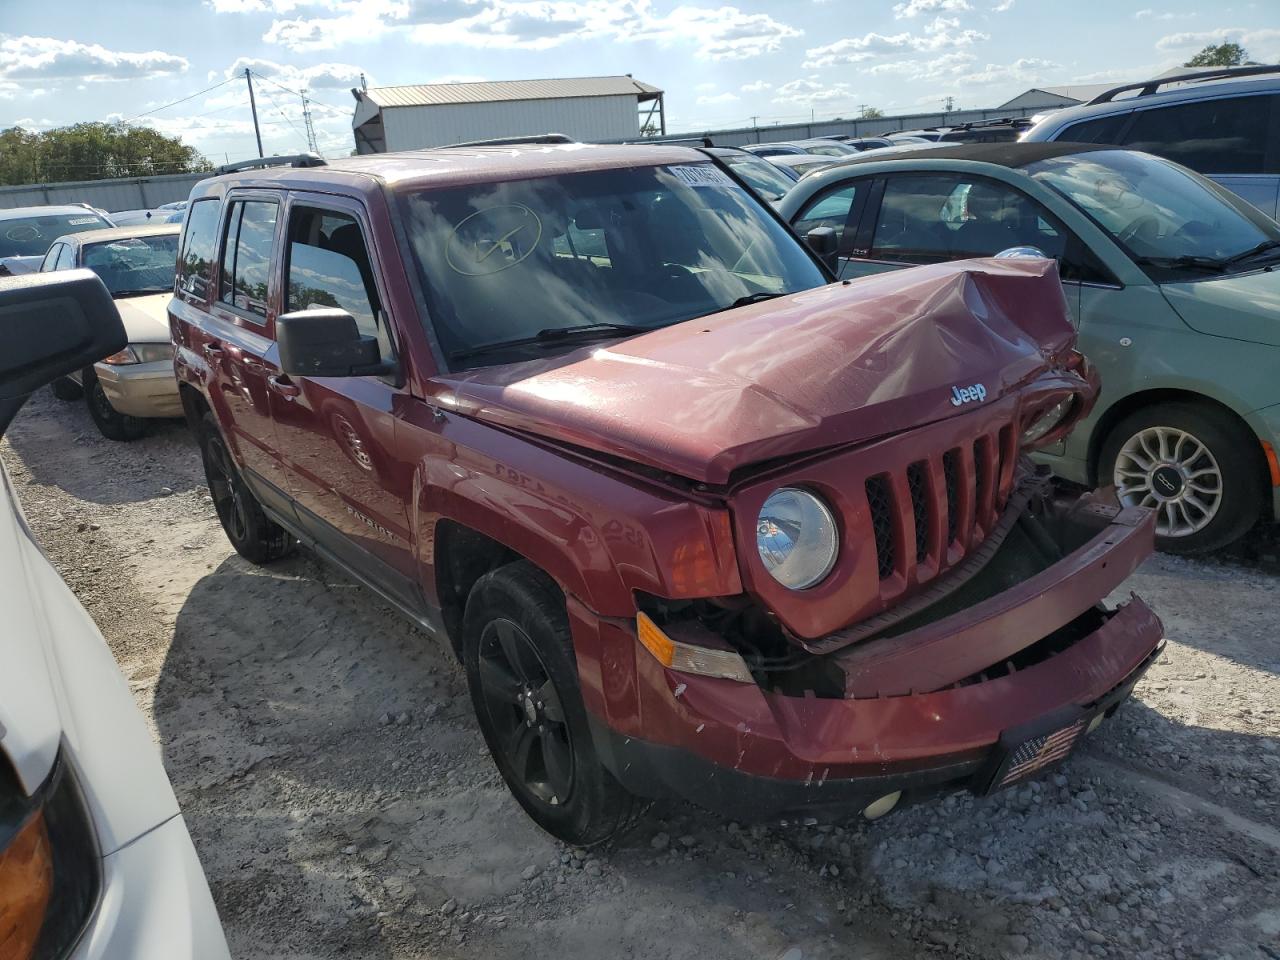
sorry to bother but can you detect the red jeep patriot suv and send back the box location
[170,142,1164,845]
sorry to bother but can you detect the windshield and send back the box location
[82,234,180,296]
[719,153,798,201]
[0,212,111,258]
[399,163,826,368]
[1025,149,1280,279]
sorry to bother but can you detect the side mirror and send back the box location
[805,226,840,273]
[276,309,394,378]
[995,246,1048,260]
[0,270,125,434]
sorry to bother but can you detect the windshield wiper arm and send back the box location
[1133,255,1226,273]
[449,322,651,363]
[703,291,786,317]
[1221,239,1280,268]
[111,288,168,297]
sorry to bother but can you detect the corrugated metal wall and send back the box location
[627,105,1045,147]
[382,95,640,149]
[0,171,208,212]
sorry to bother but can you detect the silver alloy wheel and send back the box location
[1113,425,1223,538]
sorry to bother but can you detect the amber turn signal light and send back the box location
[636,612,755,684]
[0,811,53,960]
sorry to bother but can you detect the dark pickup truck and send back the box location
[169,143,1163,845]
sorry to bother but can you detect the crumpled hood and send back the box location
[433,259,1077,485]
[115,292,173,343]
[1161,269,1280,347]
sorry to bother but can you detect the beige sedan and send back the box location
[42,225,182,441]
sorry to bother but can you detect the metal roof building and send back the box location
[350,75,665,153]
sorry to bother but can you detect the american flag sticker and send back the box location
[997,719,1088,789]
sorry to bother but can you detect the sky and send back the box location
[0,0,1277,165]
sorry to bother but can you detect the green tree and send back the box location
[0,122,211,186]
[858,105,885,119]
[1185,42,1247,67]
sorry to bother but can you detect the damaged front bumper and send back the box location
[572,500,1164,821]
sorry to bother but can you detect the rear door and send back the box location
[270,193,419,608]
[198,192,295,508]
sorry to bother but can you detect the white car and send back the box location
[0,270,229,959]
[0,206,114,276]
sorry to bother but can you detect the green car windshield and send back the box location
[399,162,826,368]
[1025,149,1280,279]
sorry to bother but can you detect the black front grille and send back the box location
[906,461,929,564]
[942,449,960,546]
[865,475,895,578]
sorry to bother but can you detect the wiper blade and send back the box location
[1133,255,1226,273]
[1221,239,1280,268]
[449,322,650,363]
[111,288,169,297]
[704,291,786,316]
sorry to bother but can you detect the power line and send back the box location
[117,77,238,126]
[254,83,310,153]
[249,71,352,118]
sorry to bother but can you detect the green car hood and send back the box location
[1161,269,1280,347]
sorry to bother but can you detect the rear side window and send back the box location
[1119,95,1273,175]
[56,244,76,271]
[1058,113,1131,144]
[219,199,278,319]
[176,198,221,300]
[285,207,380,338]
[39,243,64,271]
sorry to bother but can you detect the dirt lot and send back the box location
[4,389,1279,960]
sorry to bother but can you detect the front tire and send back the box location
[51,377,83,401]
[1101,403,1263,554]
[463,561,642,846]
[196,411,294,564]
[83,369,147,441]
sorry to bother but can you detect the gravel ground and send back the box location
[3,388,1279,960]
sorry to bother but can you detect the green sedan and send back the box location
[777,142,1280,554]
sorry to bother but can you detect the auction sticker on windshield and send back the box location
[669,165,734,188]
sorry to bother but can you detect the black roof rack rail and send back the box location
[443,133,575,149]
[215,153,326,175]
[619,136,716,147]
[1087,64,1280,104]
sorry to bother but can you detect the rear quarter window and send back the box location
[1119,95,1275,175]
[177,198,222,301]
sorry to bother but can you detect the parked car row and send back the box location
[4,66,1279,943]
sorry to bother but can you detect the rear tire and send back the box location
[196,410,295,564]
[1100,403,1263,555]
[463,561,642,846]
[83,369,147,441]
[51,377,83,402]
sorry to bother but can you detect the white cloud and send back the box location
[741,79,773,92]
[0,36,188,82]
[992,0,1014,9]
[803,17,987,68]
[892,0,970,17]
[696,91,740,105]
[773,76,857,107]
[958,56,1058,85]
[1156,26,1280,58]
[866,50,976,79]
[223,56,367,91]
[252,0,799,59]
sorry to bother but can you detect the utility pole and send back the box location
[244,68,264,158]
[302,90,320,154]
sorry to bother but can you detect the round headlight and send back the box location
[756,487,839,590]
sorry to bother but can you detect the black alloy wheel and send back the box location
[463,562,642,846]
[476,618,575,807]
